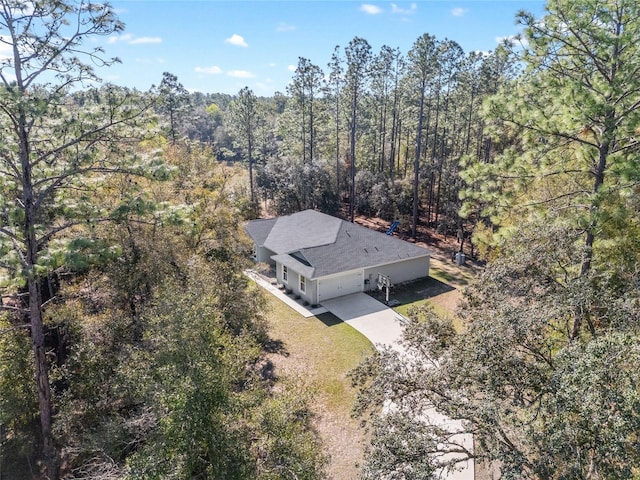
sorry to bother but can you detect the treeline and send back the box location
[160,37,517,252]
[120,2,640,478]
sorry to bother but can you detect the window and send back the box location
[282,265,288,283]
[300,275,306,293]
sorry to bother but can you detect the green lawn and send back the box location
[252,257,475,476]
[262,294,373,412]
[430,255,479,287]
[258,289,374,479]
[367,265,469,332]
[394,296,451,319]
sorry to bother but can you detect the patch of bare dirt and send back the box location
[430,289,462,312]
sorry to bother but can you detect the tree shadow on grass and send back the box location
[317,312,344,327]
[368,276,455,306]
[260,359,278,383]
[432,269,471,286]
[260,339,289,384]
[264,338,289,356]
[412,277,456,298]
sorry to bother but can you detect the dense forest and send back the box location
[1,0,640,479]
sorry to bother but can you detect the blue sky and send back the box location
[102,1,546,96]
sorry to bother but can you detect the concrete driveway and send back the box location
[320,292,407,352]
[322,292,474,480]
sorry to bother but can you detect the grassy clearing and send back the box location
[429,256,478,287]
[261,291,374,479]
[395,296,451,319]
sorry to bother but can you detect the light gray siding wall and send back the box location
[316,270,364,301]
[257,246,276,265]
[363,256,430,290]
[307,279,318,305]
[276,262,316,305]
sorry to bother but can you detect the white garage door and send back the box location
[317,272,363,301]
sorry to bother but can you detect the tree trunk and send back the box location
[464,88,475,156]
[248,137,255,204]
[29,277,56,476]
[309,95,314,163]
[349,90,357,223]
[412,84,426,238]
[389,69,400,180]
[303,96,308,163]
[434,127,448,227]
[335,94,340,194]
[389,105,398,179]
[580,143,608,276]
[169,109,176,144]
[379,96,388,173]
[572,141,610,340]
[20,116,56,477]
[403,128,410,179]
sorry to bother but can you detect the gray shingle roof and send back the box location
[245,210,429,279]
[271,253,316,278]
[263,209,341,253]
[244,217,277,246]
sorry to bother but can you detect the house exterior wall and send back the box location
[256,246,276,265]
[274,256,429,305]
[316,269,364,302]
[306,278,319,305]
[363,256,430,290]
[276,262,317,305]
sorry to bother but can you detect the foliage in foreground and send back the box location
[354,2,640,477]
[353,221,640,479]
[0,142,327,479]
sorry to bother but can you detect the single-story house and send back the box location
[245,209,430,305]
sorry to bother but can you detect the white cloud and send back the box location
[268,62,277,68]
[130,36,162,45]
[108,33,132,44]
[391,3,417,15]
[108,34,161,45]
[287,65,296,72]
[276,22,296,32]
[225,34,248,47]
[227,70,255,78]
[495,35,529,47]
[195,65,223,74]
[451,7,467,17]
[360,4,383,15]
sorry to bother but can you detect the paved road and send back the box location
[321,293,475,480]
